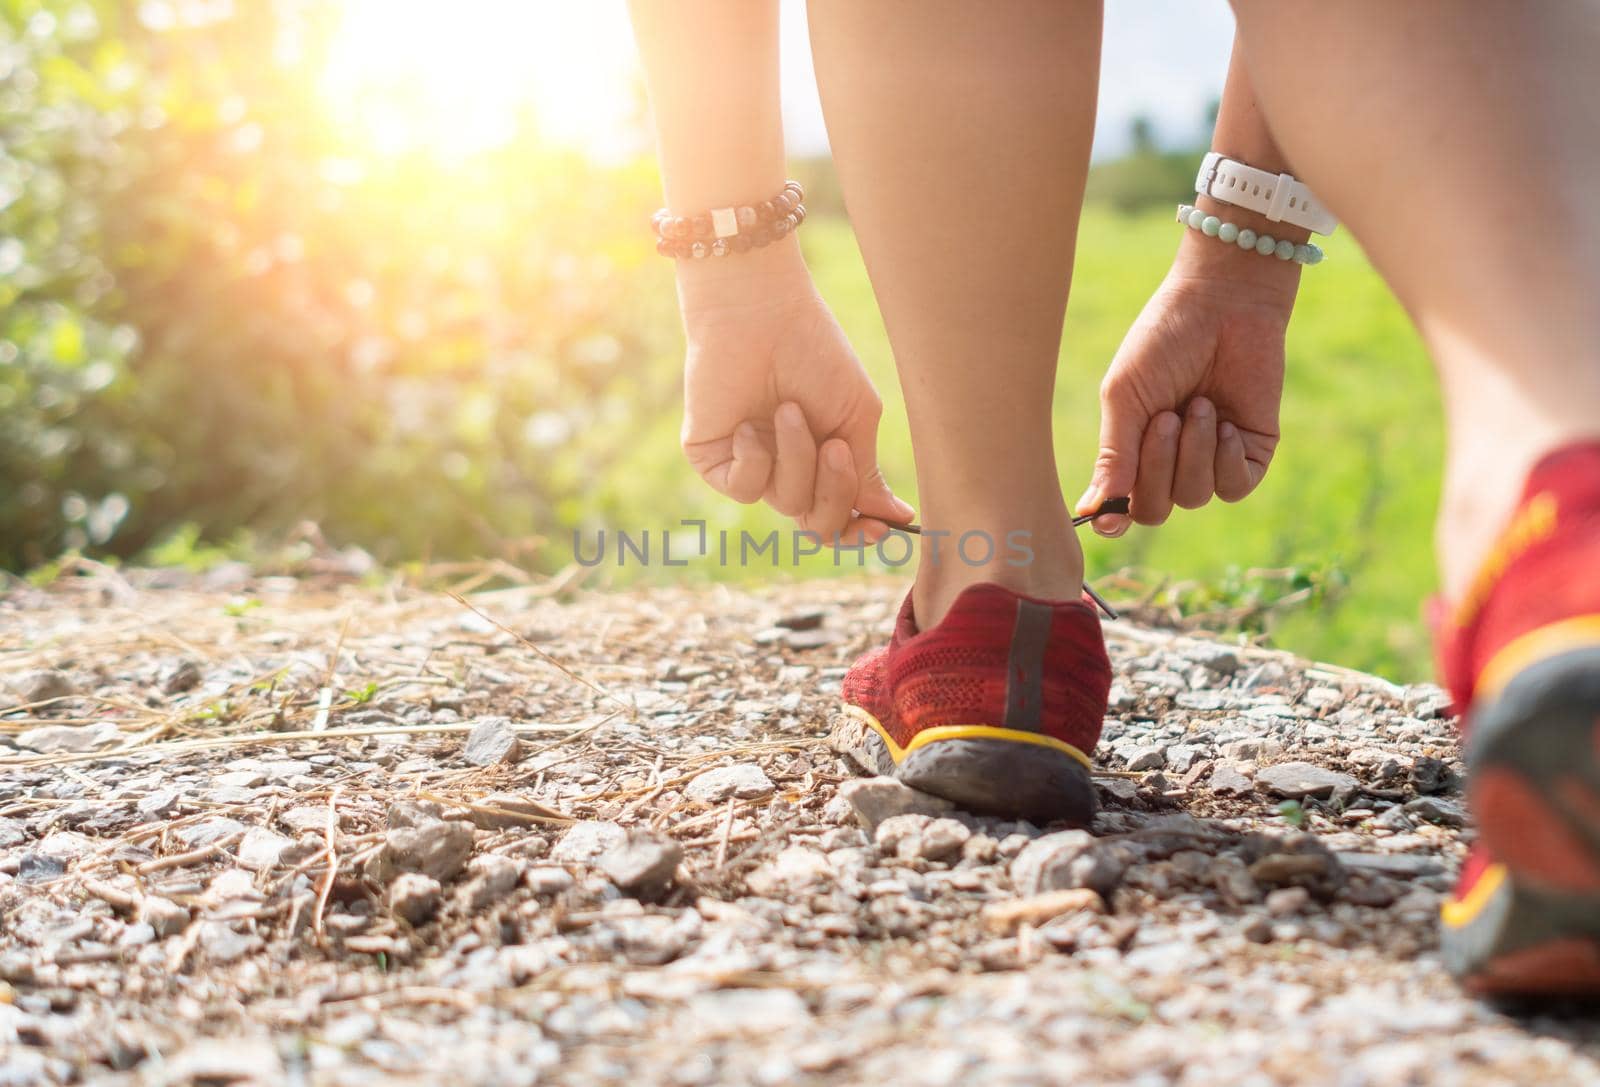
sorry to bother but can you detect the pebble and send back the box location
[7,669,77,705]
[384,819,474,882]
[600,832,683,898]
[463,716,523,767]
[1122,744,1167,772]
[1205,762,1254,798]
[839,778,956,833]
[386,872,444,925]
[140,896,192,938]
[1254,761,1360,799]
[161,659,203,695]
[552,821,629,863]
[1266,886,1312,916]
[459,854,523,910]
[1404,796,1467,827]
[684,764,775,803]
[236,828,293,871]
[15,722,120,754]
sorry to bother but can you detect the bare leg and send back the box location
[1229,0,1600,599]
[807,0,1102,627]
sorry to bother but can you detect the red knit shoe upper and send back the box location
[1434,442,1600,721]
[842,583,1110,758]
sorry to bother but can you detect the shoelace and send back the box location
[878,497,1131,621]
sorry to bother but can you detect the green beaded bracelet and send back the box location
[1176,204,1324,266]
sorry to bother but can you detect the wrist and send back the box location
[675,234,815,315]
[1171,200,1303,307]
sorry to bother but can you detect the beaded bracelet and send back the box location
[653,181,807,260]
[1176,203,1325,265]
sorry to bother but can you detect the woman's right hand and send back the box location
[676,243,915,544]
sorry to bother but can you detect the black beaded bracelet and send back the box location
[651,180,807,259]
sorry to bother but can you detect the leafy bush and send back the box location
[1,1,681,570]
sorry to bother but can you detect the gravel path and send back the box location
[2,570,1598,1085]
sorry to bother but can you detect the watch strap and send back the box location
[1195,151,1339,235]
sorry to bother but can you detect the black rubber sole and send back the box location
[1443,646,1600,993]
[830,710,1096,827]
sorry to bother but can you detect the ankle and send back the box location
[909,510,1085,630]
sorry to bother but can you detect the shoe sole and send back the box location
[1443,641,1600,995]
[830,704,1096,826]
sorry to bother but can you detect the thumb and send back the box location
[843,415,915,525]
[1077,381,1146,537]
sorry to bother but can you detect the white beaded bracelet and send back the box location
[1176,204,1325,266]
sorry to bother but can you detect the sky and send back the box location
[320,0,1238,163]
[778,1,1238,160]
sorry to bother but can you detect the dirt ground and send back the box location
[2,568,1598,1086]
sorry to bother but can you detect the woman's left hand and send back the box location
[1077,229,1300,536]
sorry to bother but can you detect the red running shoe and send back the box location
[1434,442,1600,995]
[833,582,1110,825]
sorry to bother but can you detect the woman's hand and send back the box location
[1077,226,1299,536]
[677,244,914,544]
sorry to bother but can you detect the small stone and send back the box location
[140,896,191,938]
[981,889,1104,934]
[1165,744,1204,774]
[1123,745,1167,772]
[16,722,120,754]
[525,867,576,896]
[775,610,826,631]
[1409,755,1454,795]
[1221,738,1284,761]
[197,921,261,963]
[1241,915,1275,943]
[459,854,523,910]
[1404,795,1467,827]
[1266,886,1311,916]
[600,831,683,898]
[1009,831,1094,895]
[1209,763,1255,796]
[1185,642,1240,675]
[8,668,77,705]
[910,818,972,863]
[389,873,443,925]
[384,819,474,882]
[746,847,831,895]
[1254,761,1360,799]
[463,717,522,767]
[173,817,246,849]
[134,787,180,819]
[1334,852,1444,879]
[166,1039,282,1084]
[552,820,629,863]
[236,828,292,871]
[17,852,67,882]
[1248,851,1337,887]
[214,770,266,789]
[684,764,775,803]
[161,659,204,695]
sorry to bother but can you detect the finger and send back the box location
[1214,421,1256,501]
[840,410,915,525]
[800,439,858,542]
[769,402,817,517]
[1131,411,1181,526]
[1079,378,1148,538]
[1172,397,1218,509]
[724,422,773,504]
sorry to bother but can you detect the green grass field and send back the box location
[604,205,1443,682]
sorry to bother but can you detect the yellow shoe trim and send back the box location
[1475,615,1600,701]
[839,703,1093,771]
[1441,862,1508,930]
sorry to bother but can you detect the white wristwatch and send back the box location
[1195,152,1339,236]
